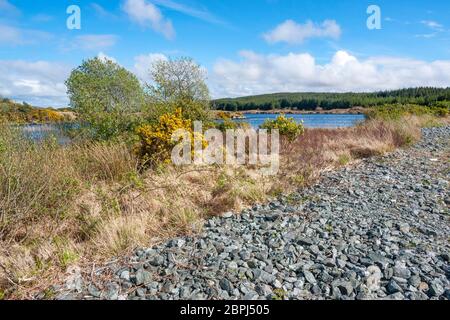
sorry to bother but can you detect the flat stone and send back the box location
[135,269,153,286]
[303,270,317,285]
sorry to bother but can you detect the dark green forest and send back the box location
[212,87,450,111]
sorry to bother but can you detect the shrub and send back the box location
[29,109,66,123]
[215,118,237,131]
[431,102,449,117]
[367,104,449,120]
[135,108,206,166]
[260,114,305,141]
[216,111,231,120]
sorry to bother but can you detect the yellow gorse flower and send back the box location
[136,108,207,165]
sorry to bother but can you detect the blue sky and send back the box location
[1,0,450,106]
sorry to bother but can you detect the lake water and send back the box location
[237,113,366,128]
[20,114,366,143]
[20,123,74,145]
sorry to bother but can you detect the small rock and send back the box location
[135,269,153,286]
[303,270,317,285]
[87,285,102,298]
[219,278,234,294]
[408,275,421,288]
[297,237,315,246]
[120,270,130,282]
[428,280,444,297]
[386,280,403,294]
[222,212,233,219]
[104,283,120,300]
[333,280,353,296]
[366,266,382,292]
[418,282,429,292]
[393,266,411,279]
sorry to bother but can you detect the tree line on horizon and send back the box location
[0,98,74,123]
[212,87,450,111]
[2,85,450,124]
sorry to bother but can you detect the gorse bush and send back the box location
[260,114,305,141]
[215,119,252,131]
[0,99,70,124]
[135,108,206,166]
[216,111,231,120]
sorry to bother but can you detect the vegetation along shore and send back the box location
[0,56,449,300]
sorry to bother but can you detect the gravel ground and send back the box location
[48,126,450,300]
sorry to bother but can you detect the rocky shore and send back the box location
[48,126,450,300]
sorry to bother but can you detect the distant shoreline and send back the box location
[241,107,367,115]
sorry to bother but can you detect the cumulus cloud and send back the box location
[263,20,341,44]
[0,24,52,46]
[210,50,450,98]
[133,53,168,82]
[0,60,71,107]
[5,50,450,107]
[123,0,175,39]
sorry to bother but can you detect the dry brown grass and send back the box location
[0,115,446,299]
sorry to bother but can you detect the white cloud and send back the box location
[91,3,118,20]
[211,50,450,98]
[70,34,118,51]
[150,0,225,25]
[5,50,450,107]
[0,60,70,107]
[0,0,20,16]
[97,52,117,63]
[263,20,341,44]
[123,0,175,39]
[133,53,168,82]
[421,20,443,31]
[0,24,52,46]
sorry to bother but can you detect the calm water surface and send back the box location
[20,123,74,144]
[238,113,366,128]
[21,114,366,143]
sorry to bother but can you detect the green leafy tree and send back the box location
[66,57,145,140]
[145,57,212,121]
